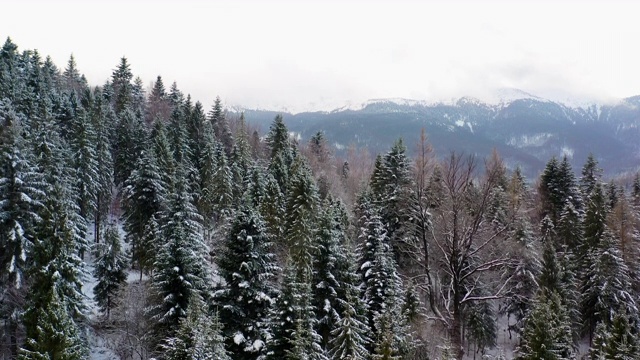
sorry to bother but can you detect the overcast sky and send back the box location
[3,0,638,112]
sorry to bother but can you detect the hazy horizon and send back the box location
[3,0,638,112]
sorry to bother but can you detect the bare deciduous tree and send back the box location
[427,152,513,359]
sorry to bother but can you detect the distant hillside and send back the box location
[236,96,640,178]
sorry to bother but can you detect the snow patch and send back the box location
[561,145,574,159]
[234,331,246,345]
[506,133,554,148]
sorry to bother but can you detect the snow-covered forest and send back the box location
[1,37,640,360]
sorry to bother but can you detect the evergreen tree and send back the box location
[111,57,133,115]
[328,249,371,360]
[312,198,350,348]
[266,115,293,194]
[122,149,165,276]
[69,107,98,224]
[149,172,211,338]
[590,309,638,360]
[515,291,574,360]
[285,159,320,271]
[92,223,127,319]
[88,88,114,244]
[369,139,414,265]
[580,153,601,197]
[501,216,539,336]
[164,296,231,360]
[266,264,326,360]
[19,287,85,360]
[581,229,636,339]
[0,101,42,290]
[113,109,146,186]
[539,156,582,224]
[214,204,278,359]
[151,120,176,193]
[208,96,233,156]
[0,102,44,358]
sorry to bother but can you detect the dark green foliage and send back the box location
[93,223,127,319]
[19,288,85,360]
[590,309,638,360]
[122,149,165,275]
[328,248,371,360]
[163,296,231,360]
[208,96,234,156]
[111,57,133,115]
[580,153,601,197]
[515,291,574,360]
[581,229,636,338]
[266,264,326,360]
[150,174,210,337]
[285,159,320,271]
[539,156,582,224]
[312,198,349,347]
[0,102,43,289]
[215,204,278,359]
[369,139,414,266]
[113,109,146,186]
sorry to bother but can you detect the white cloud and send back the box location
[2,0,639,112]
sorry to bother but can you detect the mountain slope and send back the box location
[238,96,640,178]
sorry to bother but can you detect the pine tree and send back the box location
[266,115,293,194]
[214,203,278,359]
[539,156,582,224]
[500,216,539,336]
[151,120,176,193]
[93,223,127,319]
[211,142,234,218]
[261,173,285,248]
[0,101,45,358]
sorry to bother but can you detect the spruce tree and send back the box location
[581,229,636,339]
[111,57,133,115]
[214,203,278,359]
[590,309,638,359]
[88,89,114,244]
[328,248,371,360]
[149,172,211,338]
[19,287,85,360]
[93,223,127,319]
[0,104,49,359]
[0,101,42,291]
[122,149,165,276]
[164,296,231,360]
[515,291,574,360]
[312,198,350,348]
[69,107,98,225]
[208,96,233,156]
